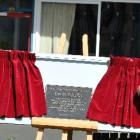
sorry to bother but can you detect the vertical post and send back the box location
[95,2,101,57]
[35,128,44,140]
[82,34,89,56]
[87,131,93,140]
[58,33,66,54]
[62,130,69,140]
[32,0,42,52]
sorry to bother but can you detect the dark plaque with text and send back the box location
[46,85,92,119]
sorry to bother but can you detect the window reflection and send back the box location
[0,16,31,50]
[0,17,14,50]
[69,4,97,56]
[100,2,140,57]
[0,0,33,51]
[0,0,33,11]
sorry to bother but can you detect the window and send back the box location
[100,2,140,57]
[33,0,140,58]
[38,2,98,56]
[33,0,99,56]
[0,0,33,51]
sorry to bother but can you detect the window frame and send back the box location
[32,0,140,58]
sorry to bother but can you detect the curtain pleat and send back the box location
[87,57,140,128]
[0,50,46,118]
[0,51,15,117]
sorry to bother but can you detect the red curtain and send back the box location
[0,50,46,117]
[87,56,140,128]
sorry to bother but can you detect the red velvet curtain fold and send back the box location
[0,50,46,118]
[87,56,140,128]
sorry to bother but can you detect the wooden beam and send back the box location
[62,130,69,140]
[32,117,98,131]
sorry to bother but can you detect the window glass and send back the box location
[100,2,140,57]
[40,2,98,56]
[0,0,12,11]
[69,4,97,56]
[0,0,33,12]
[0,16,31,50]
[0,17,14,50]
[0,0,33,51]
[18,0,33,9]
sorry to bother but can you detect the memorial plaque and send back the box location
[46,85,92,119]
